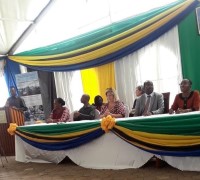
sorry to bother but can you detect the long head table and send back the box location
[15,112,200,171]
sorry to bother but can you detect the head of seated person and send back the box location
[73,94,96,121]
[100,88,125,118]
[93,95,104,111]
[129,85,144,117]
[47,97,70,123]
[134,80,164,116]
[135,85,144,97]
[169,79,200,114]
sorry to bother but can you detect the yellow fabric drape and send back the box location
[9,0,190,63]
[81,63,116,104]
[81,68,100,104]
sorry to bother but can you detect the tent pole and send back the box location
[7,0,56,55]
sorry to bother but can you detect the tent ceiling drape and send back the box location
[6,0,198,72]
[0,0,179,56]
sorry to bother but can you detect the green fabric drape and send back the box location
[13,113,200,156]
[178,4,200,90]
[16,1,181,56]
[8,0,198,72]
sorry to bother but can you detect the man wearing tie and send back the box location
[134,80,164,116]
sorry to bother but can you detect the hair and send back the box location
[136,85,144,93]
[55,97,65,106]
[186,79,192,86]
[180,79,192,86]
[105,87,119,101]
[83,94,90,101]
[143,80,153,87]
[94,95,103,103]
[10,86,16,90]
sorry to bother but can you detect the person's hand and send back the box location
[46,118,54,123]
[73,111,80,118]
[169,108,174,114]
[143,112,152,116]
[176,108,191,114]
[104,109,110,117]
[175,108,184,114]
[12,106,18,110]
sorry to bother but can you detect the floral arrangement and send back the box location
[7,123,18,135]
[101,115,115,133]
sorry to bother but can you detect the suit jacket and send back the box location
[134,92,164,116]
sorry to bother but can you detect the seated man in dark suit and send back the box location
[73,94,95,121]
[134,80,164,116]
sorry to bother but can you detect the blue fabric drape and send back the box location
[8,0,198,72]
[4,58,21,93]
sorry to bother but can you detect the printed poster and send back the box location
[15,71,45,121]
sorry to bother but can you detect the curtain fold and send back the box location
[54,71,84,112]
[13,1,182,56]
[81,63,116,103]
[4,58,21,93]
[81,68,100,104]
[115,26,182,109]
[0,60,5,77]
[178,7,200,90]
[7,0,198,71]
[13,113,200,156]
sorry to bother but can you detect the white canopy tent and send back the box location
[0,0,177,55]
[0,0,182,110]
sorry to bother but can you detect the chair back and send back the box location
[94,109,100,119]
[162,92,170,113]
[124,104,130,117]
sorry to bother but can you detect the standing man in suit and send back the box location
[134,80,164,116]
[5,86,27,112]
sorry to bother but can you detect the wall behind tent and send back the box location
[81,62,116,104]
[178,7,200,91]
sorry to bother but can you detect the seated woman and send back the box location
[129,85,144,117]
[47,98,70,123]
[100,88,125,118]
[92,95,104,112]
[169,79,200,114]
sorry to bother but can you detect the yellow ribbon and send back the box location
[101,115,116,133]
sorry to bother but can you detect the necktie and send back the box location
[143,95,151,115]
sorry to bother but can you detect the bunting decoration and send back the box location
[8,0,198,71]
[10,113,200,156]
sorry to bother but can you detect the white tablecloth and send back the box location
[15,130,200,171]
